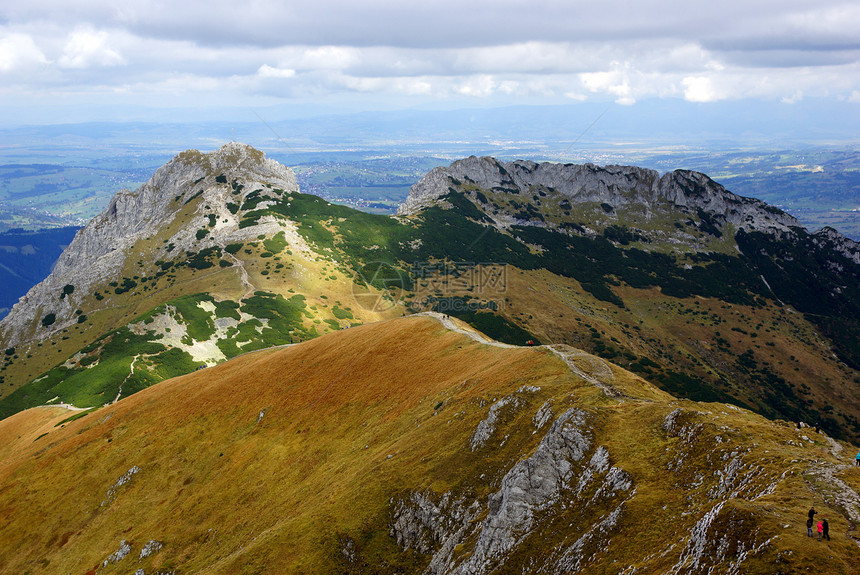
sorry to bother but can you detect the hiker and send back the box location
[823,518,830,541]
[856,451,860,467]
[808,506,816,522]
[806,516,814,537]
[817,520,824,541]
[815,422,821,433]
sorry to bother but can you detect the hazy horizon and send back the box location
[2,0,859,148]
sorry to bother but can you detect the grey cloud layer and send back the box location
[5,0,859,53]
[1,0,859,114]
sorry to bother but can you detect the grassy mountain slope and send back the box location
[0,314,858,573]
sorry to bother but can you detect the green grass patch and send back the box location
[54,407,98,427]
[171,294,216,341]
[263,231,288,254]
[214,299,241,320]
[331,306,354,320]
[240,292,317,346]
[145,348,200,381]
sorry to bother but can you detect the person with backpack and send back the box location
[823,518,830,541]
[806,516,814,537]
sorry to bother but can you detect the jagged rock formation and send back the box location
[0,143,299,348]
[399,155,811,238]
[812,226,860,265]
[398,156,860,279]
[392,407,634,574]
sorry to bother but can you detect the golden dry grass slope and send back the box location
[1,314,859,574]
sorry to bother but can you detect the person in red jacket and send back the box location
[817,520,824,541]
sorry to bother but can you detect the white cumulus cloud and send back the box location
[0,33,47,72]
[257,64,296,79]
[58,27,124,68]
[682,76,720,102]
[580,66,637,104]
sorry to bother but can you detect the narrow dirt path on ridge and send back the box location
[545,345,621,398]
[418,311,622,397]
[416,312,518,348]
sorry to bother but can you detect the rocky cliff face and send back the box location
[813,226,860,265]
[392,406,634,574]
[0,143,298,348]
[398,156,808,238]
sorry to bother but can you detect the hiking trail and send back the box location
[420,311,622,397]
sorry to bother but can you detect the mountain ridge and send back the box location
[400,155,860,261]
[398,156,803,231]
[0,144,860,571]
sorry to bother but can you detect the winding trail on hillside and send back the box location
[111,354,140,405]
[795,430,860,545]
[37,403,88,412]
[224,250,257,300]
[806,458,860,541]
[545,345,621,398]
[418,311,622,398]
[417,311,518,349]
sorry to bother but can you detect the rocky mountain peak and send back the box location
[813,226,860,265]
[397,156,805,239]
[0,143,297,348]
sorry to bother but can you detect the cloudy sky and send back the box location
[1,0,858,136]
